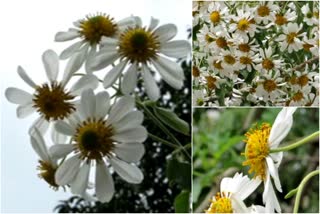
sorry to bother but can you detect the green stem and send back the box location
[148,133,179,149]
[270,131,319,153]
[293,169,320,213]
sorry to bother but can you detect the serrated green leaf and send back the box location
[174,190,190,213]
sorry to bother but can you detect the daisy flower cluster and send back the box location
[5,13,190,202]
[193,1,319,106]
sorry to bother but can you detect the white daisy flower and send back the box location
[254,1,279,25]
[289,86,312,106]
[203,1,229,26]
[276,23,305,53]
[50,89,147,202]
[55,13,135,72]
[197,24,216,52]
[236,51,260,72]
[271,9,297,26]
[193,89,205,106]
[5,50,99,133]
[255,47,283,74]
[205,173,261,213]
[301,4,319,26]
[243,107,297,213]
[89,17,190,101]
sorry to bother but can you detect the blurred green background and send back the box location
[193,108,319,213]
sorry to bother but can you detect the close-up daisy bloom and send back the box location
[242,107,297,213]
[49,89,147,202]
[4,49,98,133]
[276,23,306,53]
[89,16,190,101]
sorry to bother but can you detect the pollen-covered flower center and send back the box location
[33,82,75,121]
[297,75,309,87]
[80,14,117,44]
[263,80,277,92]
[119,27,160,63]
[75,118,114,160]
[224,55,236,65]
[237,19,250,31]
[206,76,217,89]
[287,32,298,44]
[206,192,233,213]
[216,37,227,48]
[37,160,59,190]
[257,5,270,17]
[303,43,313,51]
[240,56,252,65]
[210,11,221,24]
[275,14,287,25]
[238,43,251,52]
[307,12,313,18]
[213,60,223,70]
[242,123,271,180]
[292,91,304,101]
[193,66,200,77]
[262,58,274,70]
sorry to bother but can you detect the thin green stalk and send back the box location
[270,131,319,153]
[293,169,320,213]
[148,133,179,149]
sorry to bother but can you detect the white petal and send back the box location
[55,154,82,185]
[160,40,191,58]
[121,64,137,95]
[89,50,119,71]
[266,156,282,192]
[110,157,143,184]
[71,163,91,195]
[30,128,50,162]
[151,56,184,89]
[60,41,84,60]
[55,31,79,41]
[269,152,283,168]
[263,175,281,213]
[95,161,115,202]
[85,45,97,73]
[103,60,127,88]
[236,177,262,200]
[29,117,49,135]
[154,24,177,43]
[142,65,160,101]
[49,144,74,160]
[148,17,159,31]
[5,87,33,105]
[17,66,37,89]
[17,103,35,118]
[51,125,68,144]
[55,120,75,136]
[114,143,145,163]
[231,195,250,213]
[112,111,144,132]
[118,16,136,29]
[70,74,99,96]
[42,50,59,82]
[107,96,135,124]
[79,89,96,119]
[100,37,118,47]
[95,91,110,119]
[269,107,297,148]
[112,126,147,143]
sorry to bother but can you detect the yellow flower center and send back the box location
[262,58,274,70]
[263,80,277,92]
[119,27,160,63]
[275,14,288,25]
[79,14,118,44]
[292,91,304,101]
[213,60,223,70]
[314,11,319,18]
[238,43,251,52]
[257,5,270,17]
[224,55,236,65]
[37,160,59,190]
[33,82,75,121]
[242,123,271,180]
[240,56,252,65]
[210,11,221,24]
[287,32,298,44]
[303,43,313,51]
[75,118,114,161]
[237,19,250,31]
[205,34,214,43]
[197,98,204,106]
[206,76,217,89]
[193,66,200,77]
[206,192,233,213]
[297,75,309,87]
[216,37,228,48]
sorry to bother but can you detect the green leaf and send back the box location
[192,178,202,203]
[166,158,191,190]
[154,107,190,135]
[174,190,190,213]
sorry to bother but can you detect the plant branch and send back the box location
[148,133,179,149]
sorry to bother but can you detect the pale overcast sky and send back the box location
[0,0,191,212]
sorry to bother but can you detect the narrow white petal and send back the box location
[95,91,110,119]
[107,96,135,124]
[114,143,145,163]
[103,60,127,88]
[85,45,97,73]
[89,50,119,71]
[55,31,79,41]
[236,177,262,200]
[49,144,74,160]
[95,161,115,202]
[266,156,282,192]
[42,50,59,82]
[51,125,68,144]
[121,64,137,95]
[55,154,81,185]
[142,65,160,101]
[17,66,37,89]
[71,163,91,195]
[5,87,33,105]
[118,16,136,29]
[55,120,75,136]
[60,41,84,60]
[160,40,191,58]
[29,117,49,135]
[80,89,96,119]
[112,111,144,132]
[154,24,177,43]
[148,17,159,31]
[100,37,118,47]
[30,128,50,162]
[112,126,147,143]
[110,157,143,184]
[270,152,283,168]
[70,74,99,96]
[231,196,250,213]
[17,103,35,118]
